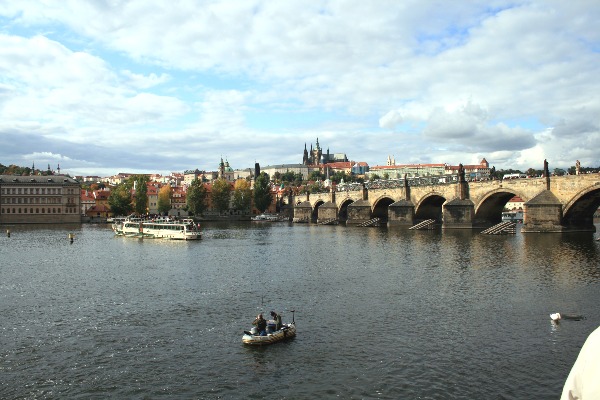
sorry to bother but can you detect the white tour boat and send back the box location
[112,218,201,240]
[251,213,286,222]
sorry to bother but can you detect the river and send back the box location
[1,222,599,399]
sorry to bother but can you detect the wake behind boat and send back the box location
[112,217,201,240]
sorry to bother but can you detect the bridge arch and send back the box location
[474,188,529,226]
[415,193,446,222]
[372,196,395,222]
[338,198,354,222]
[312,199,325,222]
[562,186,600,229]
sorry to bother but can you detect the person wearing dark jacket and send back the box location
[270,311,282,331]
[252,313,267,336]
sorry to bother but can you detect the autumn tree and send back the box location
[231,179,252,211]
[211,178,232,213]
[186,178,208,216]
[157,184,172,215]
[108,184,133,216]
[253,172,272,213]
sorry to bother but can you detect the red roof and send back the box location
[93,190,110,200]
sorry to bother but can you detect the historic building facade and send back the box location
[302,138,348,166]
[0,175,81,224]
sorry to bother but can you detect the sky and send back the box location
[0,1,599,177]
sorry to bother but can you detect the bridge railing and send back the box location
[335,175,459,192]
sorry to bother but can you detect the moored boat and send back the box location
[251,213,286,221]
[112,218,201,240]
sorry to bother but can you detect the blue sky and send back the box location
[0,1,599,177]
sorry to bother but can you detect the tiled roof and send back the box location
[0,175,78,184]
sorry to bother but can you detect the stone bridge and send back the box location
[285,173,600,232]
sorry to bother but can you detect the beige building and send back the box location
[0,175,81,224]
[369,163,447,179]
[261,164,314,181]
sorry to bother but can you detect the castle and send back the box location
[302,138,348,166]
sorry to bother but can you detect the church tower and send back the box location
[218,157,225,179]
[303,143,309,165]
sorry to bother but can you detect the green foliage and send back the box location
[553,168,566,176]
[253,172,272,213]
[281,171,303,185]
[108,184,133,216]
[211,178,232,213]
[186,179,208,216]
[308,171,323,181]
[232,179,252,211]
[132,175,149,215]
[0,163,34,176]
[330,171,354,184]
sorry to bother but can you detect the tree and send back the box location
[232,179,252,211]
[281,170,303,185]
[211,178,232,213]
[253,172,272,213]
[157,185,172,215]
[132,175,150,215]
[108,184,133,216]
[186,178,208,216]
[309,171,323,181]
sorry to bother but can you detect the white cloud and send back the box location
[0,0,599,175]
[121,70,171,89]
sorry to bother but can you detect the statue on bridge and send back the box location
[576,160,581,175]
[458,163,465,182]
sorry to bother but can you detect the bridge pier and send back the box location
[388,200,415,226]
[318,201,338,223]
[442,199,475,229]
[293,200,313,223]
[521,190,565,232]
[346,200,372,225]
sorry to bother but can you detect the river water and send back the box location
[1,222,599,399]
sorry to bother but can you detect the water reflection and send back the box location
[1,222,599,399]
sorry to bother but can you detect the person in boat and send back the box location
[252,313,267,336]
[270,311,282,331]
